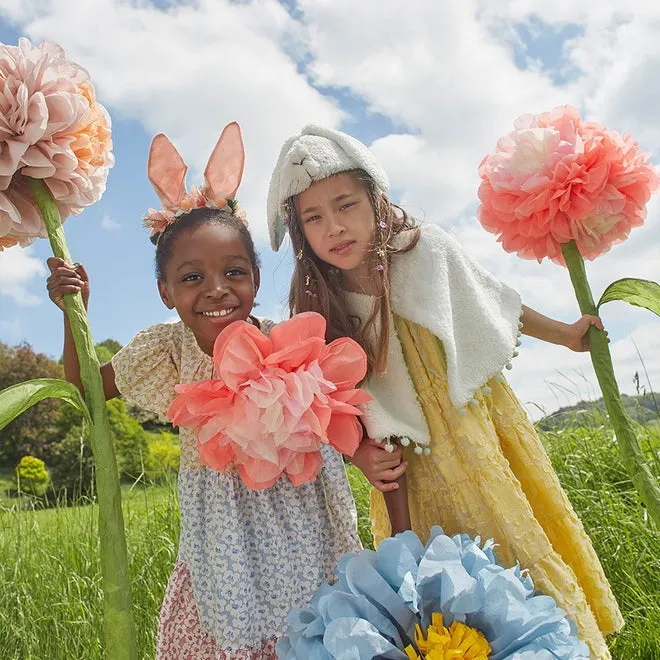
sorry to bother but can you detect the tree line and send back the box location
[0,340,178,502]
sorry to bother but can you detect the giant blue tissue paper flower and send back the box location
[276,526,590,659]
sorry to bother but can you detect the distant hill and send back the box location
[538,392,659,430]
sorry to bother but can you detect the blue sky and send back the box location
[1,1,659,415]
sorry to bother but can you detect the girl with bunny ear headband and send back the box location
[46,122,362,658]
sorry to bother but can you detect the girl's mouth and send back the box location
[200,307,237,318]
[330,241,355,256]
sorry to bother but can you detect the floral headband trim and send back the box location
[143,122,246,240]
[143,189,247,238]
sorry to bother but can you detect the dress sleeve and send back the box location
[111,322,183,422]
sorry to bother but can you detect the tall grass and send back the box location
[0,483,179,659]
[1,424,658,658]
[543,419,660,659]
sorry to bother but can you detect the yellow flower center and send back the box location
[405,613,491,659]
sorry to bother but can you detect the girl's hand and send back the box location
[564,314,608,352]
[46,258,90,311]
[350,438,407,492]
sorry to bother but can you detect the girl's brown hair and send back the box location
[283,170,419,376]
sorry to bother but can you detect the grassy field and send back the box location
[1,424,659,659]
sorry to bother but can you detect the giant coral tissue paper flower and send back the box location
[477,105,659,264]
[167,312,371,490]
[0,38,114,249]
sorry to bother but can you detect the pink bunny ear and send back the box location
[204,122,245,201]
[147,133,188,206]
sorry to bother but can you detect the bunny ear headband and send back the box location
[143,121,247,240]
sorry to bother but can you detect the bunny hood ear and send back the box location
[147,133,188,206]
[266,124,389,251]
[204,122,245,202]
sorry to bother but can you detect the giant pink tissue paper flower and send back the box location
[477,105,660,264]
[0,38,114,250]
[167,312,372,490]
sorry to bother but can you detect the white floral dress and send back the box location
[112,320,361,659]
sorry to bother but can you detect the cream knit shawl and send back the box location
[345,223,522,448]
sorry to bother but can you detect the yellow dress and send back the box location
[369,317,624,659]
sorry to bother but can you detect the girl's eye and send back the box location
[227,268,247,277]
[182,273,202,282]
[304,215,321,223]
[340,201,357,211]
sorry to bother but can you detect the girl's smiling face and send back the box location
[157,222,259,355]
[296,172,377,290]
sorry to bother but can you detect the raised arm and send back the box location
[46,258,120,400]
[519,304,606,352]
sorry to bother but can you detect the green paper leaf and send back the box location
[0,378,91,431]
[597,278,660,317]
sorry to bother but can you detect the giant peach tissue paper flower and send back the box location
[0,38,114,249]
[168,312,372,490]
[477,105,659,264]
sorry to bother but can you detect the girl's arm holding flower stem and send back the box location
[47,257,119,400]
[519,305,607,353]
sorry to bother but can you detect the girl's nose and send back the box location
[205,276,228,297]
[327,212,346,237]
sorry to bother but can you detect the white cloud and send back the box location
[258,300,288,324]
[3,0,343,242]
[100,214,121,231]
[476,1,660,143]
[370,135,476,222]
[0,0,28,22]
[298,0,569,214]
[3,0,659,416]
[0,245,47,306]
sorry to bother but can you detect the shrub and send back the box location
[107,398,149,482]
[146,431,180,483]
[15,456,50,497]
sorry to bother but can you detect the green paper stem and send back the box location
[27,178,137,659]
[562,240,660,528]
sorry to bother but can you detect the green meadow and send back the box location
[1,419,659,659]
